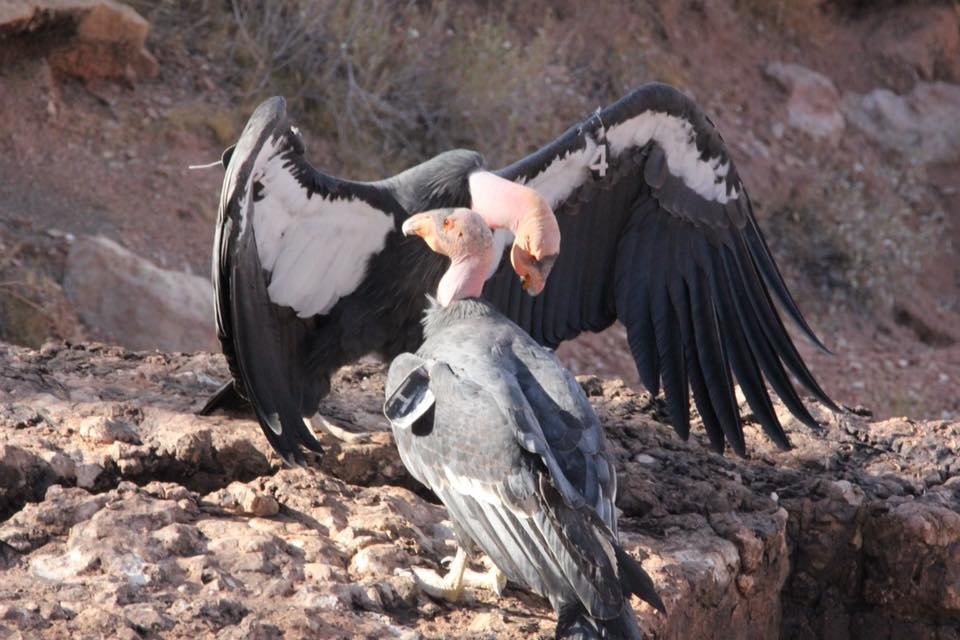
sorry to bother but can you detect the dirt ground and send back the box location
[0,341,957,639]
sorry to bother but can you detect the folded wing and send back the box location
[214,97,401,464]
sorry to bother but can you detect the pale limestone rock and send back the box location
[78,415,140,445]
[842,82,960,165]
[63,236,215,351]
[63,235,216,353]
[765,62,845,141]
[206,482,280,518]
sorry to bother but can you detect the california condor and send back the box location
[203,83,836,464]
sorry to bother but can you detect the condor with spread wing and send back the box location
[204,83,836,464]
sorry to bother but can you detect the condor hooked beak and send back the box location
[512,246,557,296]
[402,211,445,254]
[402,213,433,237]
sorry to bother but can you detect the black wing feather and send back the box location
[706,250,787,447]
[684,265,741,452]
[211,97,323,464]
[231,225,325,462]
[721,245,820,432]
[487,82,835,452]
[651,217,691,440]
[616,201,661,396]
[211,97,424,464]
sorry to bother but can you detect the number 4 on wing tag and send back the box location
[589,125,608,177]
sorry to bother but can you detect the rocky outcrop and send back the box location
[842,82,960,166]
[0,0,157,81]
[0,342,957,639]
[62,235,216,353]
[765,62,845,141]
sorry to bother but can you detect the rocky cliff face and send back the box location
[0,341,957,639]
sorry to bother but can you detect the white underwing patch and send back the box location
[244,136,395,317]
[520,111,737,207]
[605,111,737,203]
[521,137,599,209]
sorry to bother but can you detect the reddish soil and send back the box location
[0,0,957,423]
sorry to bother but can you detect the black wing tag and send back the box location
[383,365,435,432]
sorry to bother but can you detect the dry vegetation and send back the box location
[763,159,942,309]
[129,0,664,176]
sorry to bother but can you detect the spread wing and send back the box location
[483,83,837,455]
[214,97,403,464]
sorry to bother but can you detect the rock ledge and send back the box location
[0,342,957,639]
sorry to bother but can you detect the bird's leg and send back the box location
[412,546,468,602]
[307,413,370,444]
[461,559,507,596]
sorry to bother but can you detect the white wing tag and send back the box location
[589,125,609,177]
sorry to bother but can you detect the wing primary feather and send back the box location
[676,278,728,453]
[721,247,819,436]
[650,219,690,438]
[685,257,743,452]
[707,251,790,449]
[231,249,323,466]
[728,232,839,412]
[615,199,662,396]
[679,258,744,454]
[744,215,832,354]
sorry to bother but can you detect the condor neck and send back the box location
[436,256,488,306]
[468,171,524,234]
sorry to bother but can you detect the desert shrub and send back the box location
[214,0,589,175]
[130,0,660,176]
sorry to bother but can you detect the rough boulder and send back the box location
[0,0,157,81]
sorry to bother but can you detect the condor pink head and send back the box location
[404,180,561,305]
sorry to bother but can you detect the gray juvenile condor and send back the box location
[384,207,664,639]
[204,83,836,464]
